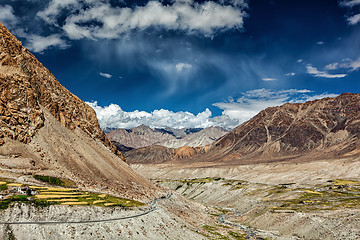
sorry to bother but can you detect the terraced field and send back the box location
[0,180,144,209]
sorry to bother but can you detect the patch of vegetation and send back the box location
[34,175,65,186]
[202,225,230,240]
[228,231,247,240]
[0,184,8,191]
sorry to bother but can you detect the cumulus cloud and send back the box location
[262,77,276,81]
[58,0,247,39]
[306,65,347,78]
[37,0,79,24]
[23,33,69,53]
[87,101,215,129]
[348,14,360,25]
[175,63,192,72]
[87,89,338,130]
[0,5,18,27]
[99,72,112,78]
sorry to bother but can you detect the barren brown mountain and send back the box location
[0,23,159,200]
[194,93,360,164]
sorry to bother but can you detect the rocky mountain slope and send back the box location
[107,125,177,149]
[124,145,210,164]
[161,126,228,148]
[195,93,360,164]
[0,22,159,200]
[107,125,227,149]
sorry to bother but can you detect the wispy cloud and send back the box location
[316,41,325,45]
[324,58,360,72]
[99,72,112,78]
[285,72,296,76]
[262,77,277,81]
[306,65,347,78]
[176,63,192,72]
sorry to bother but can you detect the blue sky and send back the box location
[1,0,360,129]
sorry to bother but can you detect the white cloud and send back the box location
[99,72,112,78]
[23,33,69,53]
[175,63,192,72]
[324,62,339,70]
[37,0,79,24]
[340,0,360,7]
[348,14,360,25]
[87,101,215,129]
[87,89,338,130]
[306,65,347,78]
[297,59,303,63]
[285,72,296,76]
[340,1,360,24]
[0,5,18,27]
[324,58,360,72]
[60,0,247,39]
[262,77,276,81]
[316,41,325,45]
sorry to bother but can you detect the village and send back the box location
[0,182,37,201]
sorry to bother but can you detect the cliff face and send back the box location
[196,93,360,163]
[0,23,124,160]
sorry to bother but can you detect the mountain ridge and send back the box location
[107,125,228,149]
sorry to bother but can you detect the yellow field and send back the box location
[104,203,117,206]
[333,179,359,186]
[46,187,76,192]
[99,194,107,198]
[35,195,89,199]
[47,199,79,202]
[7,183,22,187]
[303,190,323,195]
[93,200,106,204]
[61,202,88,205]
[0,182,6,185]
[29,186,49,189]
[39,192,81,195]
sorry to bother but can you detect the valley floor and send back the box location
[132,157,360,239]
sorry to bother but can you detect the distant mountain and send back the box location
[106,124,177,148]
[124,145,209,164]
[194,93,360,164]
[106,125,228,149]
[161,126,228,148]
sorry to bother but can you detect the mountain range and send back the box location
[106,125,228,149]
[126,93,360,165]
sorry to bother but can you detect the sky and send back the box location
[1,0,360,129]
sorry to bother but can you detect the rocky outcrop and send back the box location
[0,23,124,160]
[196,93,360,163]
